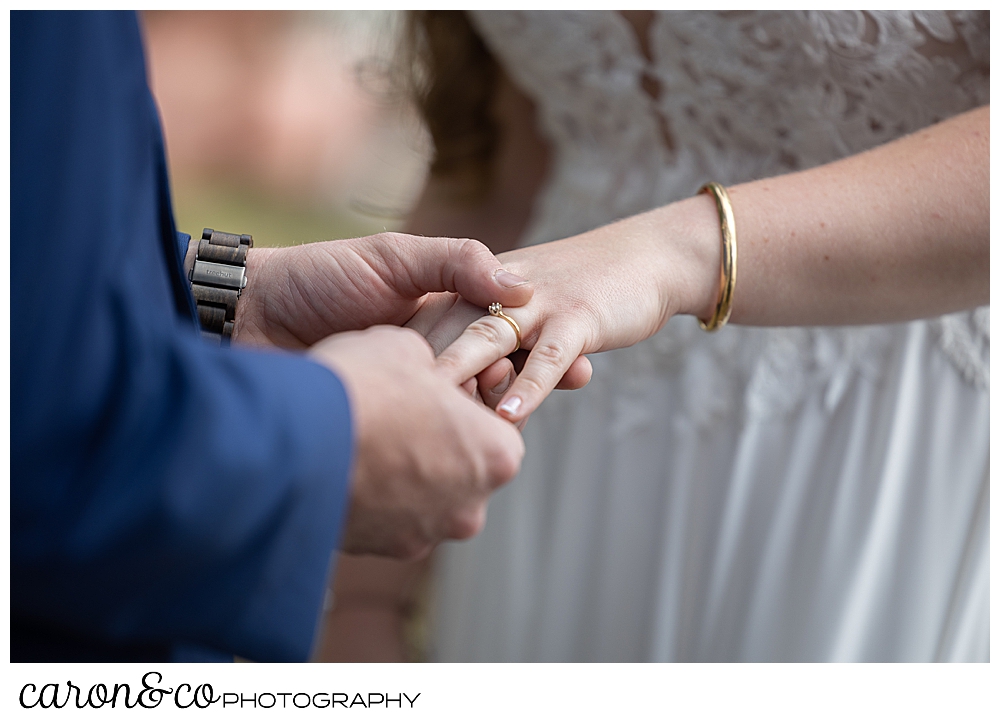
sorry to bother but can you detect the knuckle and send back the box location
[450,505,487,540]
[465,317,508,347]
[434,351,461,375]
[516,374,549,399]
[489,436,524,486]
[451,237,494,278]
[454,236,488,259]
[527,338,567,368]
[448,237,474,267]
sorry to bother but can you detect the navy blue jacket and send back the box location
[11,11,353,662]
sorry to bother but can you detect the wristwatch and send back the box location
[184,228,253,345]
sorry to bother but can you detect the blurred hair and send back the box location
[402,11,500,201]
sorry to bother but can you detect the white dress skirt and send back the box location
[429,10,990,662]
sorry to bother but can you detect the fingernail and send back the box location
[494,269,528,288]
[497,395,522,416]
[491,370,513,395]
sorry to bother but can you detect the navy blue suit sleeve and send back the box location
[11,11,353,662]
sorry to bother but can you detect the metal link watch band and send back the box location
[186,228,253,345]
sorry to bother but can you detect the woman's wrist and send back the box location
[653,193,725,323]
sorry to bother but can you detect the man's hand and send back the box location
[309,325,524,560]
[233,233,532,349]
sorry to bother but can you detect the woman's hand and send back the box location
[424,106,989,424]
[414,195,723,422]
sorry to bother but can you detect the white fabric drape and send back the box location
[430,11,989,662]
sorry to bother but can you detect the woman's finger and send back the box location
[424,298,486,356]
[504,351,590,389]
[479,355,585,409]
[495,326,582,422]
[435,311,521,387]
[555,355,593,390]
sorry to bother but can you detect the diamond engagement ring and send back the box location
[488,302,521,353]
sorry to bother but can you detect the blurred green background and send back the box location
[172,181,389,249]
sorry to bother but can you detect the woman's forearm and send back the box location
[665,105,989,327]
[432,106,989,423]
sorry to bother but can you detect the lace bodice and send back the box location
[469,10,989,417]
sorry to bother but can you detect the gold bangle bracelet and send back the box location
[697,182,737,332]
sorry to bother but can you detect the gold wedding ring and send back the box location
[489,302,521,353]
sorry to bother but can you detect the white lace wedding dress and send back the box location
[429,10,989,662]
